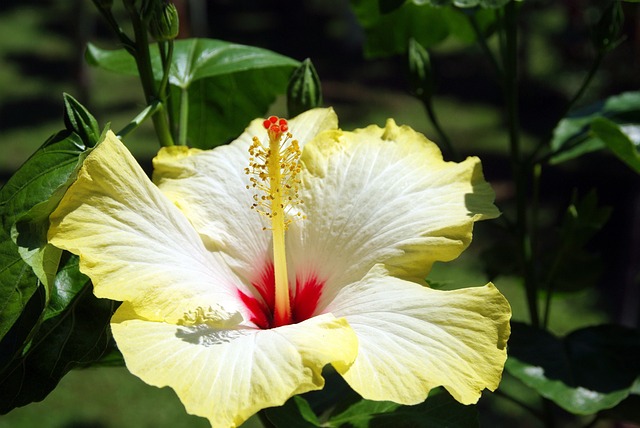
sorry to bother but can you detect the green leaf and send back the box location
[598,389,640,424]
[591,117,640,173]
[350,0,496,57]
[0,131,85,233]
[168,68,293,148]
[264,395,321,428]
[0,284,116,414]
[87,38,299,148]
[0,130,94,288]
[328,399,400,428]
[544,190,611,292]
[0,128,95,344]
[0,230,41,344]
[63,93,101,147]
[327,389,478,428]
[87,39,299,88]
[506,322,640,415]
[550,91,640,164]
[44,252,89,320]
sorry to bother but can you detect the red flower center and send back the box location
[237,262,324,329]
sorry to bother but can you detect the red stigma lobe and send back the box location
[262,116,289,136]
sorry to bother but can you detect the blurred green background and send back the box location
[1,0,639,427]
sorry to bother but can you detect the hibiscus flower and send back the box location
[49,108,510,427]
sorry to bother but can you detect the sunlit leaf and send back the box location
[550,91,640,164]
[44,252,89,320]
[506,322,640,415]
[0,126,95,346]
[591,118,640,173]
[87,39,299,148]
[63,93,101,147]
[0,131,94,288]
[327,399,400,428]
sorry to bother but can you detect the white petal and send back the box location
[290,120,499,309]
[328,266,511,405]
[49,131,247,323]
[152,108,339,284]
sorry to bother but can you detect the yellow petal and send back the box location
[328,266,511,405]
[112,303,358,427]
[48,131,248,323]
[291,119,499,307]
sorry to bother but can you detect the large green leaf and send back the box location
[87,39,299,88]
[349,0,495,57]
[0,131,94,288]
[0,230,41,345]
[169,68,292,148]
[87,39,299,148]
[550,91,640,164]
[506,322,640,415]
[0,127,96,347]
[0,283,116,414]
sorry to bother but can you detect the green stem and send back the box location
[423,97,458,160]
[92,1,135,51]
[503,1,539,327]
[116,100,162,139]
[565,51,605,116]
[467,12,503,79]
[158,40,176,140]
[530,51,605,163]
[124,1,174,147]
[179,87,189,146]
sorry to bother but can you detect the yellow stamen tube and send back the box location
[246,116,303,326]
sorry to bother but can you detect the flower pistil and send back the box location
[246,116,303,327]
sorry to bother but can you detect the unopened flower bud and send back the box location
[287,59,323,117]
[591,1,624,53]
[407,38,434,102]
[149,1,179,42]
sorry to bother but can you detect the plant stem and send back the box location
[423,98,458,160]
[125,1,174,147]
[158,41,176,139]
[467,12,503,79]
[116,100,162,139]
[179,87,189,146]
[503,1,539,327]
[565,51,605,116]
[529,50,605,164]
